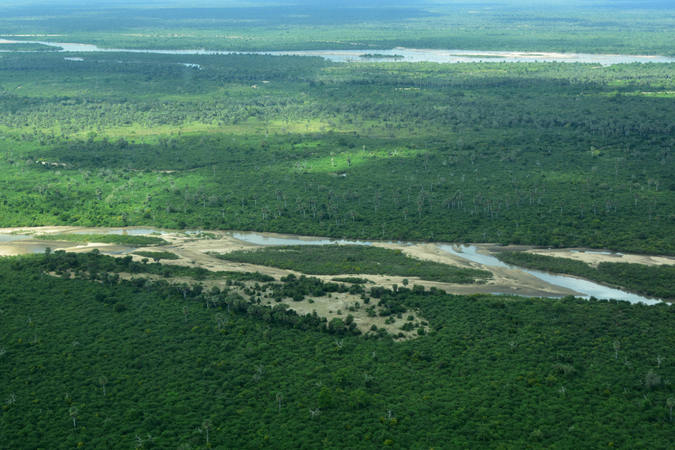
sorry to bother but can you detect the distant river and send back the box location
[2,40,674,65]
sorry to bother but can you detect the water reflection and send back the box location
[231,232,372,246]
[441,245,661,305]
[0,234,31,242]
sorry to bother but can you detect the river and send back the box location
[1,40,674,65]
[0,229,665,305]
[230,232,663,305]
[438,245,661,305]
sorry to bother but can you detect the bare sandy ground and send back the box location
[0,226,80,234]
[526,249,675,267]
[0,226,584,298]
[106,271,426,339]
[4,226,669,300]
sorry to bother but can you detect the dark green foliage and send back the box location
[218,245,491,283]
[225,271,275,283]
[132,250,179,260]
[0,255,673,448]
[266,273,366,301]
[497,252,675,300]
[0,4,674,448]
[331,276,372,284]
[34,249,227,282]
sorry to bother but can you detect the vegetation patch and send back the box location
[216,245,491,283]
[360,53,404,59]
[132,250,179,261]
[0,42,61,51]
[331,276,373,284]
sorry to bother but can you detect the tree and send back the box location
[645,370,661,390]
[201,419,212,447]
[98,375,108,396]
[69,406,79,430]
[276,392,283,413]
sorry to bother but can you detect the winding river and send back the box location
[2,40,674,65]
[0,228,665,304]
[438,245,661,305]
[230,232,663,305]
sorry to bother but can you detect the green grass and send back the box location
[216,245,491,283]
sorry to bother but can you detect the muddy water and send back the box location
[231,232,372,246]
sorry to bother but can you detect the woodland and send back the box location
[0,53,672,253]
[0,253,673,448]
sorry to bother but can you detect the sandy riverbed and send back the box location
[526,248,675,267]
[0,226,584,298]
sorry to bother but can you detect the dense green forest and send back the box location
[218,245,491,283]
[0,52,672,253]
[0,253,673,448]
[495,251,675,300]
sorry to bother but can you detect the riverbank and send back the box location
[0,227,668,304]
